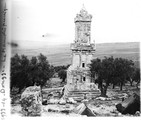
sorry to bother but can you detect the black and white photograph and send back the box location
[0,0,141,118]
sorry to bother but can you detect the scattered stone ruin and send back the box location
[20,86,42,116]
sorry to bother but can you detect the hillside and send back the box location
[12,42,140,67]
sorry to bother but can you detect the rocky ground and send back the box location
[11,78,140,117]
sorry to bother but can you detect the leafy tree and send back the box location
[35,53,52,88]
[90,56,136,96]
[114,58,134,90]
[126,66,135,87]
[90,56,114,97]
[11,54,32,93]
[18,55,32,92]
[28,56,38,86]
[125,61,135,86]
[54,65,69,73]
[58,70,67,83]
[49,65,55,78]
[11,53,54,94]
[132,68,140,88]
[11,54,21,90]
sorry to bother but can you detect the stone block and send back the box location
[67,97,77,104]
[59,98,66,105]
[116,92,140,115]
[20,86,42,116]
[74,103,95,116]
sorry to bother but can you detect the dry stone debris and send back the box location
[20,86,42,116]
[74,103,95,116]
[116,92,140,115]
[59,98,66,105]
[67,98,77,104]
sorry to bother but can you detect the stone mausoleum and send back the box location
[66,7,99,93]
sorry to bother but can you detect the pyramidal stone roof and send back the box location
[74,6,92,22]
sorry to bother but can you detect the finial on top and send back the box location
[74,4,92,22]
[82,4,86,11]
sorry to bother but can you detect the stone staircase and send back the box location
[66,89,101,101]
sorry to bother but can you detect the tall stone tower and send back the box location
[66,7,98,92]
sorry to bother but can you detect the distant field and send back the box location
[12,42,140,67]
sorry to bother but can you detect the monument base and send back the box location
[63,83,100,101]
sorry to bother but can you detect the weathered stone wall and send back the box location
[20,86,42,116]
[72,53,80,68]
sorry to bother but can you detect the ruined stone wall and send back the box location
[20,86,42,116]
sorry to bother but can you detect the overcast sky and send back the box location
[11,0,141,48]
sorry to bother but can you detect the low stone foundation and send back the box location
[63,83,100,101]
[68,83,99,91]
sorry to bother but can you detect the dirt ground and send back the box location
[11,79,140,117]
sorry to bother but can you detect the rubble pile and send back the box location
[116,92,140,115]
[43,97,77,105]
[12,83,140,117]
[20,86,42,116]
[74,103,95,116]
